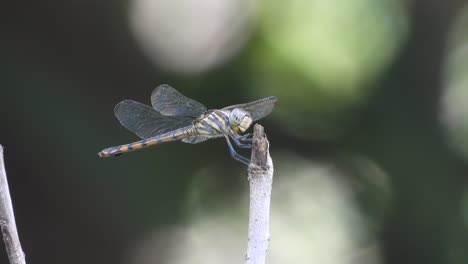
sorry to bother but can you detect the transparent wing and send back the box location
[151,84,207,117]
[222,96,278,121]
[114,100,194,139]
[181,136,211,144]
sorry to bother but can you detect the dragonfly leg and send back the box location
[230,133,252,149]
[231,136,252,149]
[224,136,250,165]
[237,133,253,142]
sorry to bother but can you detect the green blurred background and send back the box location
[2,0,468,263]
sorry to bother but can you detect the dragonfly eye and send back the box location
[229,108,252,133]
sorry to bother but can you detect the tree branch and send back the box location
[245,124,274,264]
[0,145,26,264]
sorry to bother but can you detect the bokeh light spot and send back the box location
[129,0,257,74]
[248,0,408,139]
[441,4,468,161]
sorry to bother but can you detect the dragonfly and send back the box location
[98,84,277,165]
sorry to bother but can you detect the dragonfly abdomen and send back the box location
[98,125,194,157]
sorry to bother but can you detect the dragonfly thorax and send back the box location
[229,108,252,133]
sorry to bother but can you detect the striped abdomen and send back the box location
[98,126,194,157]
[195,110,230,136]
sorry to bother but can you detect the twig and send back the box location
[0,145,26,264]
[245,124,274,264]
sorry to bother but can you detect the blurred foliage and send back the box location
[248,0,408,139]
[127,155,385,264]
[442,4,468,161]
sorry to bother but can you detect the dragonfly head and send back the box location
[229,108,252,133]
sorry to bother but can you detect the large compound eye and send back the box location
[229,108,243,126]
[229,108,252,133]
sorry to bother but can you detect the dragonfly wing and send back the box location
[181,136,211,144]
[223,96,278,121]
[151,84,207,117]
[115,100,194,139]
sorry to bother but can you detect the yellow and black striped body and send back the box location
[98,110,232,157]
[98,125,195,157]
[193,109,230,137]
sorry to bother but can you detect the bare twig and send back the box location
[0,145,26,264]
[245,124,274,264]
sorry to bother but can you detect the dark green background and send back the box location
[1,0,468,263]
